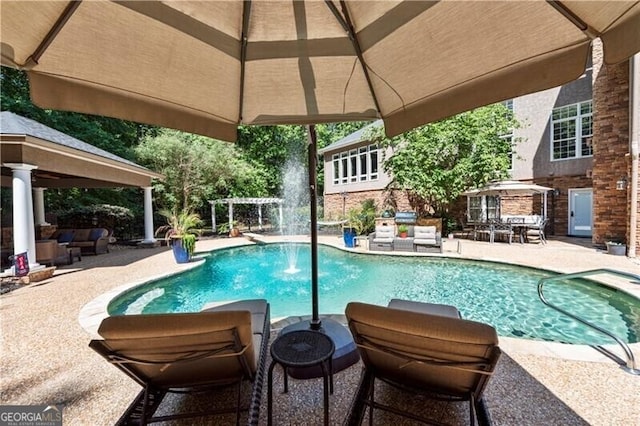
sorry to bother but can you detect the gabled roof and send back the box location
[1,111,162,188]
[1,111,140,167]
[318,120,383,155]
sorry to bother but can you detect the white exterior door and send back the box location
[569,188,593,237]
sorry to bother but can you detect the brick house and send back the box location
[320,41,639,256]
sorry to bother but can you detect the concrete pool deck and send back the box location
[1,235,639,425]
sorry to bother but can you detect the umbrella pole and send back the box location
[307,125,321,330]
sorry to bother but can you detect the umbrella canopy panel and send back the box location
[1,1,639,142]
[463,180,552,219]
[462,180,553,196]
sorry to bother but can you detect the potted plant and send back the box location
[344,201,376,248]
[606,241,626,256]
[156,209,203,263]
[217,221,240,237]
[398,224,409,238]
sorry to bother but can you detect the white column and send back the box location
[258,205,263,231]
[142,187,156,243]
[228,203,234,230]
[4,163,41,271]
[279,203,283,234]
[33,187,49,225]
[211,202,217,233]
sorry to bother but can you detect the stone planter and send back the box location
[606,243,626,256]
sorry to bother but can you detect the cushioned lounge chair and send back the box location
[413,225,443,253]
[89,299,270,426]
[344,300,501,426]
[368,225,395,251]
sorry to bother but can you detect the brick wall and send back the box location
[592,40,631,247]
[323,189,411,219]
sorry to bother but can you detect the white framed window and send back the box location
[331,144,380,185]
[551,100,593,161]
[467,196,499,222]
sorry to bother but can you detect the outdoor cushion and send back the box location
[413,226,438,245]
[373,225,395,243]
[57,231,74,243]
[89,228,106,241]
[201,299,269,337]
[388,299,461,318]
[73,228,92,242]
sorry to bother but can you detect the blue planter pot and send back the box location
[343,228,356,248]
[171,238,191,263]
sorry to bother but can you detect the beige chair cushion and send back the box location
[388,299,461,318]
[97,311,256,388]
[373,225,395,243]
[346,302,499,395]
[202,299,269,337]
[414,226,437,245]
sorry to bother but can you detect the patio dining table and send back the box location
[471,219,543,244]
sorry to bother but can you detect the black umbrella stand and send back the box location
[279,125,360,379]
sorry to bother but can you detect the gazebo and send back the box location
[209,197,284,233]
[1,111,163,274]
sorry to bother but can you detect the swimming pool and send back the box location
[108,243,640,345]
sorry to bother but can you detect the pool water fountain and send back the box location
[281,157,307,274]
[278,148,360,378]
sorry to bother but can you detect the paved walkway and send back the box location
[1,236,639,425]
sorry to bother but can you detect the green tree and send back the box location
[368,104,520,217]
[237,122,371,196]
[135,129,269,213]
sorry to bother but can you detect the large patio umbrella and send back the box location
[463,180,553,218]
[2,1,640,332]
[462,180,553,197]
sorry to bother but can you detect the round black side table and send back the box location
[267,329,335,426]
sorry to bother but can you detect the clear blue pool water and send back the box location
[108,243,640,345]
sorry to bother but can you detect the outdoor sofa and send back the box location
[52,227,110,255]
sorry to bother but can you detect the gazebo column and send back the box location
[228,203,234,230]
[4,163,41,272]
[279,204,283,233]
[141,187,156,244]
[211,202,217,233]
[33,187,49,225]
[258,204,263,231]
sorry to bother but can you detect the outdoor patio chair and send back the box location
[413,225,443,253]
[89,299,270,426]
[490,222,514,244]
[344,300,501,426]
[525,218,548,244]
[368,225,394,251]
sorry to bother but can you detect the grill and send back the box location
[394,211,417,224]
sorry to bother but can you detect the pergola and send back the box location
[1,111,163,273]
[209,197,283,233]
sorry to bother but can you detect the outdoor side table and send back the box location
[68,247,82,264]
[267,330,335,426]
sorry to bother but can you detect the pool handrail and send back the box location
[537,268,640,375]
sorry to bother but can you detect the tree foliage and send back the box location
[135,129,269,213]
[237,122,372,195]
[368,104,520,216]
